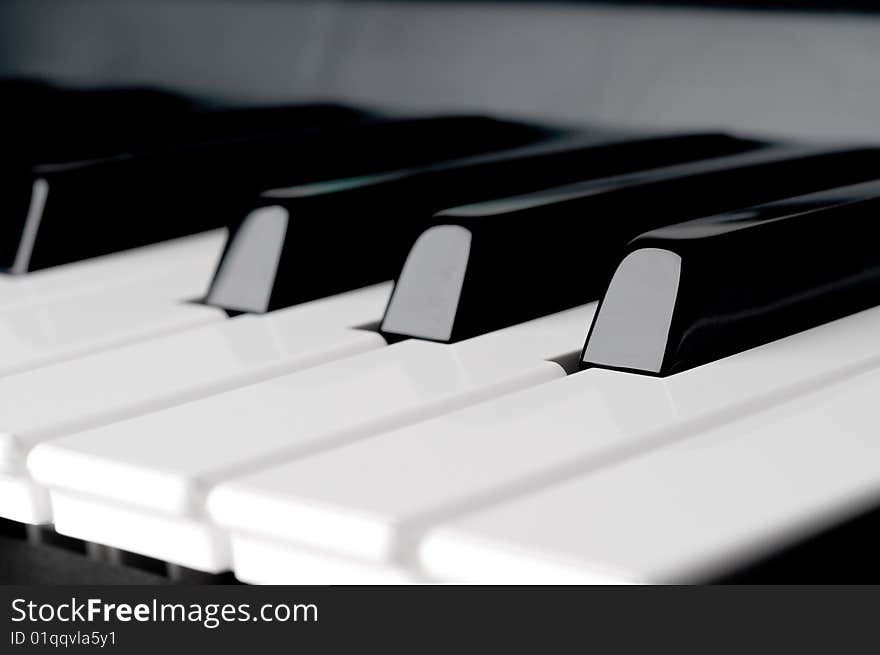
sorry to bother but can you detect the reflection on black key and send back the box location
[380,146,880,343]
[0,115,553,273]
[582,179,880,376]
[206,132,764,313]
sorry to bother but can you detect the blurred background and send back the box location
[1,0,879,140]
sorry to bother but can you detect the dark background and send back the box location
[1,0,878,141]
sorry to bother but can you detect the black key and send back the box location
[205,132,764,313]
[0,115,553,272]
[1,79,198,163]
[379,145,880,343]
[160,102,369,151]
[582,179,880,376]
[1,78,367,163]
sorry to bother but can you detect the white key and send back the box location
[419,367,880,584]
[28,305,594,571]
[0,230,225,310]
[206,304,880,582]
[0,274,224,377]
[231,533,420,585]
[0,224,226,378]
[0,284,391,525]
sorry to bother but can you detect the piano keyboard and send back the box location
[5,81,880,585]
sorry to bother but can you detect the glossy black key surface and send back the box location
[0,115,553,273]
[205,132,764,313]
[380,145,880,343]
[581,179,880,376]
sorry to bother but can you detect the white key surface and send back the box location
[230,533,420,585]
[419,366,880,584]
[0,275,224,377]
[0,284,392,480]
[205,304,880,574]
[0,230,225,310]
[28,305,593,525]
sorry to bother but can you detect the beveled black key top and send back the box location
[1,115,553,272]
[205,132,764,313]
[380,145,880,343]
[582,178,880,376]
